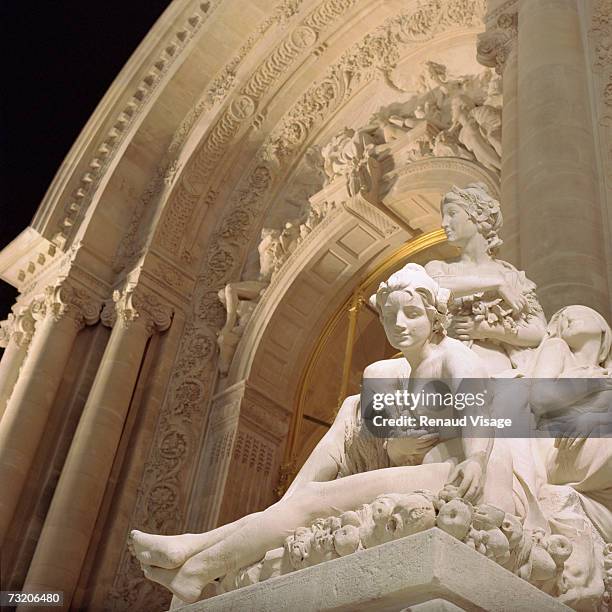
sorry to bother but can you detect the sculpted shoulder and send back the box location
[439,336,488,377]
[363,358,409,379]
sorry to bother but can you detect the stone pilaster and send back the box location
[0,281,100,546]
[187,382,291,532]
[21,287,172,605]
[478,0,611,316]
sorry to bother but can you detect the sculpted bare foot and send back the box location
[141,563,206,604]
[130,530,191,569]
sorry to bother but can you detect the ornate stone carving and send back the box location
[476,1,518,74]
[317,64,500,184]
[218,487,571,597]
[12,303,40,348]
[101,289,173,334]
[589,0,612,127]
[321,128,377,196]
[268,0,485,165]
[157,0,359,255]
[0,316,13,348]
[603,543,612,612]
[42,281,101,330]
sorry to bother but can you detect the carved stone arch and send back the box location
[11,0,493,607]
[192,155,498,531]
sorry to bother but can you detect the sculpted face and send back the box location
[380,290,432,351]
[441,202,478,247]
[558,305,605,354]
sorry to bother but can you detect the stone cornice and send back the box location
[32,0,220,250]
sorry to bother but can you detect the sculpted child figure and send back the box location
[130,263,499,603]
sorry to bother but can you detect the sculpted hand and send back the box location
[447,315,479,342]
[447,458,484,503]
[498,283,527,315]
[554,412,604,451]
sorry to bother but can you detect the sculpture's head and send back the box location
[440,183,503,255]
[547,305,612,368]
[370,263,450,350]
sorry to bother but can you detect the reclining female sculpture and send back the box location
[130,263,516,603]
[129,184,611,609]
[527,305,612,606]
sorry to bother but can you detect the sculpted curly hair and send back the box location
[370,263,450,336]
[441,182,503,255]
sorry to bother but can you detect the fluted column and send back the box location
[21,288,172,605]
[0,307,37,422]
[0,283,100,546]
[516,0,609,316]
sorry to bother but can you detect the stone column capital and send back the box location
[14,305,38,347]
[476,2,518,74]
[42,281,101,330]
[101,288,173,335]
[0,315,15,348]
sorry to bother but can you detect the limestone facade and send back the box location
[0,0,610,610]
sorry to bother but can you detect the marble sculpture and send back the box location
[130,184,612,610]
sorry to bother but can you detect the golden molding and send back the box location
[279,228,447,486]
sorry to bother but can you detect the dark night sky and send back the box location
[0,1,170,320]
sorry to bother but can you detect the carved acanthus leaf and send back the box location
[103,289,173,334]
[476,2,518,74]
[42,281,101,329]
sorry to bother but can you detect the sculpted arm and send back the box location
[446,348,493,501]
[471,311,546,347]
[425,261,505,297]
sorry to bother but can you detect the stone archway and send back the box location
[188,153,498,532]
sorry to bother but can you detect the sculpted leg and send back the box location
[163,462,451,602]
[130,510,265,569]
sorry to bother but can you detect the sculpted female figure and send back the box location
[529,305,612,532]
[425,183,546,375]
[130,264,497,603]
[527,305,612,605]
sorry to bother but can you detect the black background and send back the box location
[0,1,170,320]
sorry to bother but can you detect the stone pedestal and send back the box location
[170,529,572,612]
